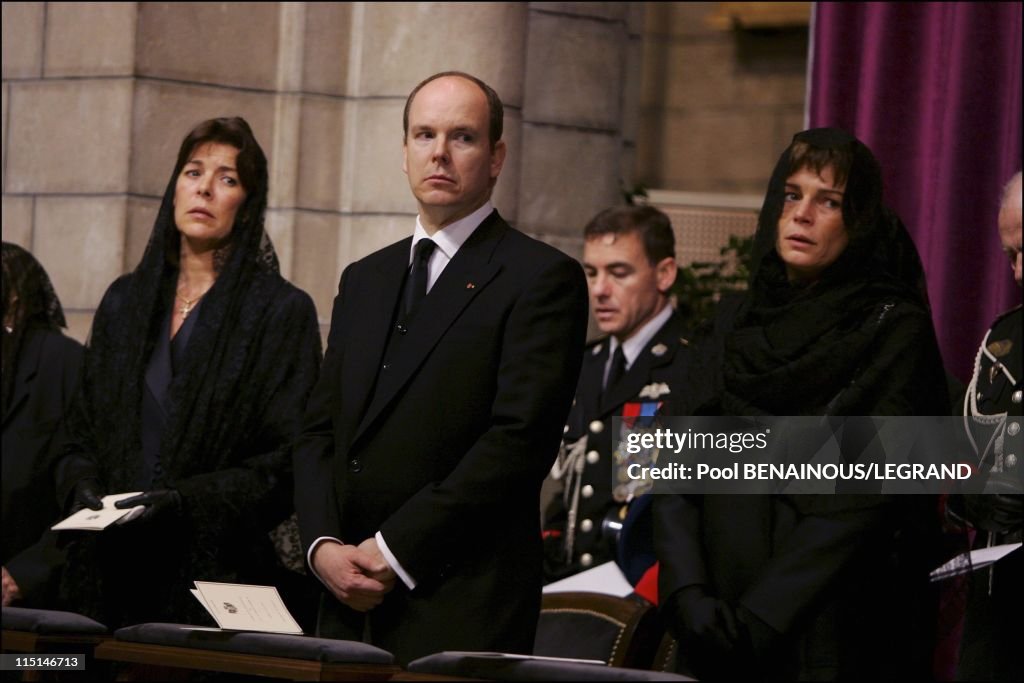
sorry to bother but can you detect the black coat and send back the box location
[294,210,589,664]
[2,328,83,602]
[56,273,321,627]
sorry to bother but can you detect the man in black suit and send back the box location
[293,71,589,664]
[543,206,691,583]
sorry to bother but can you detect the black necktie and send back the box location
[403,238,437,319]
[604,345,627,396]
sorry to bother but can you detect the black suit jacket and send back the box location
[2,327,83,602]
[294,210,589,663]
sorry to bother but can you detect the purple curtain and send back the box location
[808,1,1022,382]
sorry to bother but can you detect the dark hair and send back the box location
[166,117,269,261]
[403,71,504,149]
[2,241,67,413]
[583,205,676,265]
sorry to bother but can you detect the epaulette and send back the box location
[990,304,1022,328]
[586,335,610,357]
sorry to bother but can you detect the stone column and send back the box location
[516,2,642,259]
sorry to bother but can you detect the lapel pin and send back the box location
[651,343,668,357]
[592,343,603,356]
[466,282,476,289]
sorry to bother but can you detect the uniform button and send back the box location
[395,323,407,334]
[382,363,390,371]
[1006,454,1017,469]
[586,450,600,465]
[580,553,593,567]
[1012,390,1022,404]
[977,392,983,401]
[1008,422,1021,437]
[348,458,362,473]
[563,424,570,434]
[589,420,604,434]
[580,519,593,533]
[581,485,594,499]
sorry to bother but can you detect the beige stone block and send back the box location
[125,196,160,272]
[64,312,95,346]
[348,99,417,214]
[524,12,624,130]
[2,83,7,189]
[660,41,738,111]
[531,2,626,22]
[34,196,127,310]
[633,109,664,188]
[517,125,620,239]
[491,108,522,225]
[645,1,719,39]
[356,2,527,106]
[44,2,136,77]
[657,111,777,193]
[2,2,44,78]
[6,80,133,194]
[2,195,34,248]
[622,36,643,143]
[775,108,806,150]
[290,210,343,322]
[129,80,275,196]
[342,214,413,267]
[626,2,646,35]
[136,2,280,90]
[297,96,347,211]
[303,3,352,96]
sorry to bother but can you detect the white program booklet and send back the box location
[442,651,606,666]
[190,581,303,634]
[542,561,634,597]
[50,492,145,531]
[930,542,1022,582]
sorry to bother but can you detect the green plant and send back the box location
[672,233,754,326]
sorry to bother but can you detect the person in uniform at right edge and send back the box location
[543,205,692,583]
[953,170,1023,682]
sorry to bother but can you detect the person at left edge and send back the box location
[2,243,84,607]
[54,117,322,628]
[293,71,589,664]
[542,205,692,583]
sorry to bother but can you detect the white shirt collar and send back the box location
[609,303,674,369]
[410,201,493,263]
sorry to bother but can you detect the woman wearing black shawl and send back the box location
[55,117,321,628]
[2,243,84,606]
[655,128,948,680]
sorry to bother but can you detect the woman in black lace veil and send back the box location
[655,129,949,680]
[55,117,321,628]
[2,242,83,606]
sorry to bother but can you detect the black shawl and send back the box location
[56,148,322,626]
[720,128,947,417]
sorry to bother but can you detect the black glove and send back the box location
[964,472,1023,533]
[667,585,743,678]
[68,478,104,515]
[114,489,182,524]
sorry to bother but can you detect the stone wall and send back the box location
[636,1,808,195]
[2,1,642,342]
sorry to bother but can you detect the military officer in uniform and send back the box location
[543,205,692,582]
[955,171,1022,682]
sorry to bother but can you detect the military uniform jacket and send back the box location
[965,305,1023,475]
[543,310,691,581]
